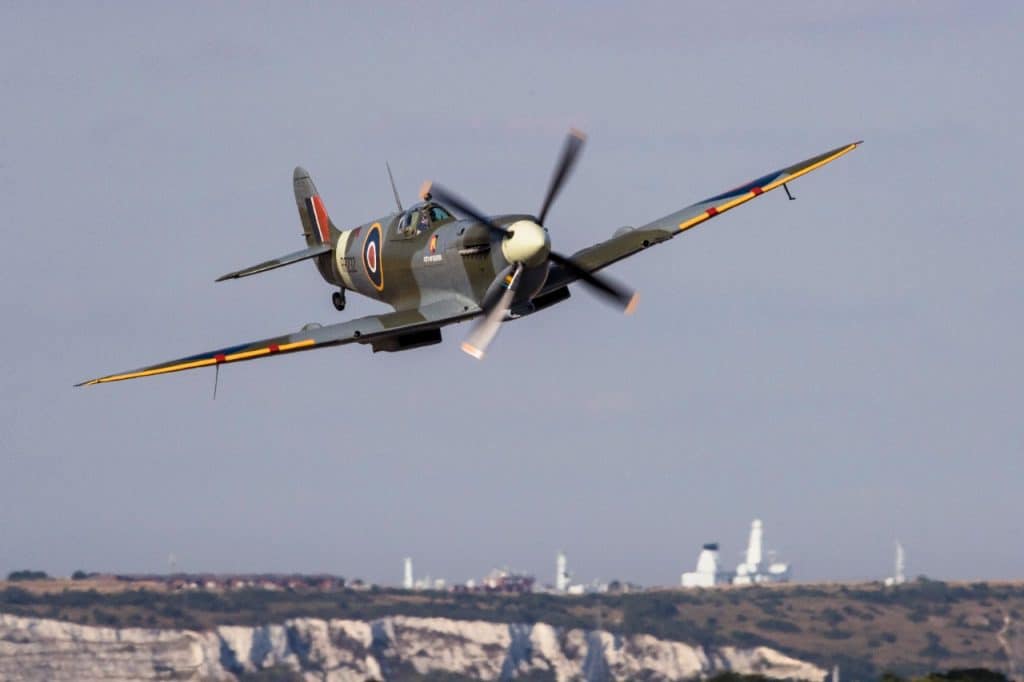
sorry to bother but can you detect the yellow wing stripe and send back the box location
[678,142,859,233]
[82,339,316,385]
[761,142,859,192]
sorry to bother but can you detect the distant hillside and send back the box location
[2,578,1022,679]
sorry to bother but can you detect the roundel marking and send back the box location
[362,222,384,291]
[366,242,377,271]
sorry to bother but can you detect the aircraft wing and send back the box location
[76,299,477,386]
[540,141,860,293]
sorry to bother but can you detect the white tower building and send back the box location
[681,543,732,587]
[735,520,763,584]
[745,519,763,568]
[885,542,906,586]
[734,519,790,585]
[403,557,413,590]
[555,551,570,592]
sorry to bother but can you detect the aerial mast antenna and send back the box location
[386,162,403,212]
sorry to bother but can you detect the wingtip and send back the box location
[569,127,587,142]
[75,379,98,387]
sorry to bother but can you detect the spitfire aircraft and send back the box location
[77,132,859,386]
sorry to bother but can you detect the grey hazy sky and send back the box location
[2,2,1021,587]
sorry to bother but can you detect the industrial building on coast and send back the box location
[681,519,791,588]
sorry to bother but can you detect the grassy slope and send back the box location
[1,579,1020,679]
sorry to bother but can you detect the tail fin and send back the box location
[214,168,337,283]
[294,166,337,247]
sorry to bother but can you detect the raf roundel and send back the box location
[362,222,384,291]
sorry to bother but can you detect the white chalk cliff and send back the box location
[0,612,826,681]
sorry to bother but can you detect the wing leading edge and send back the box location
[76,299,477,386]
[542,141,861,291]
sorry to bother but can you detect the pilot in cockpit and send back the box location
[418,193,433,231]
[397,194,453,238]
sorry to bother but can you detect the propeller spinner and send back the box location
[429,130,638,359]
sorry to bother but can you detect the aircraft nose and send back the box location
[501,219,550,267]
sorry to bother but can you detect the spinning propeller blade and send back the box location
[425,182,510,239]
[539,129,586,226]
[548,250,638,314]
[462,263,524,360]
[430,128,638,359]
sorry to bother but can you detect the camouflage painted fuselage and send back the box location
[311,207,551,315]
